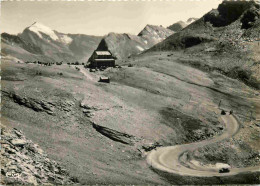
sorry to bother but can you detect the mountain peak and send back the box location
[28,22,48,29]
[27,22,59,41]
[186,18,198,23]
[167,18,198,32]
[144,24,161,29]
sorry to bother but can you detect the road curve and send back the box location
[147,112,260,177]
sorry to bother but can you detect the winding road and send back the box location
[147,112,260,177]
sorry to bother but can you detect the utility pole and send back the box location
[257,32,260,46]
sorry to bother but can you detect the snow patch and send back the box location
[153,31,158,36]
[28,22,59,41]
[136,46,144,51]
[59,35,73,44]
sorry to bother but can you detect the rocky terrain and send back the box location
[1,125,77,185]
[147,1,260,89]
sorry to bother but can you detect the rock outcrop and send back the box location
[2,91,55,115]
[2,90,77,116]
[92,123,139,145]
[1,125,78,185]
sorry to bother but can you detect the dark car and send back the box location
[219,168,230,173]
[99,77,110,83]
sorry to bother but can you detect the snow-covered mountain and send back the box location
[2,22,102,63]
[26,22,60,41]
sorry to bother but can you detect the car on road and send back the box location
[216,163,231,173]
[219,167,230,173]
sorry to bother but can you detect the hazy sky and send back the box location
[1,0,221,36]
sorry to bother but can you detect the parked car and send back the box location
[99,77,110,83]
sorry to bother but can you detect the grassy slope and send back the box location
[1,60,168,184]
[117,51,260,171]
[145,1,260,89]
[2,51,259,184]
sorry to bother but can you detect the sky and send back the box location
[1,0,221,36]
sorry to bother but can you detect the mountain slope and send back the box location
[146,1,260,89]
[68,34,102,61]
[167,21,187,32]
[2,22,102,63]
[95,33,148,60]
[94,25,174,60]
[138,25,174,46]
[18,23,75,63]
[1,32,54,63]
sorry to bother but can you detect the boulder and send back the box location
[11,139,27,147]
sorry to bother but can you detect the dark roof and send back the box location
[94,59,115,61]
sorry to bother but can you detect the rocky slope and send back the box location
[147,1,260,89]
[94,25,174,60]
[1,22,102,63]
[1,125,78,185]
[138,24,174,46]
[1,32,53,63]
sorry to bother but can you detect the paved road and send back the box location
[147,112,260,177]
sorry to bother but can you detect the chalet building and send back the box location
[88,50,115,68]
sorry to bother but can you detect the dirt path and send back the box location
[147,112,260,177]
[78,66,95,81]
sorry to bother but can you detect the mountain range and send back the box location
[1,22,176,63]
